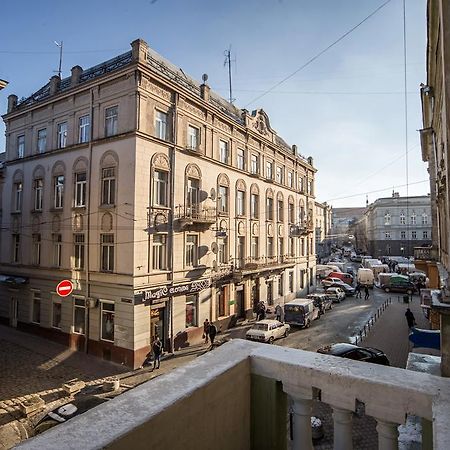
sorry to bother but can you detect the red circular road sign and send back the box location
[56,280,74,297]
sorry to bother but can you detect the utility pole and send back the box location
[224,47,234,104]
[54,41,63,78]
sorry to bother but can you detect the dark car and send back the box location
[317,343,390,365]
[382,280,416,295]
[328,280,355,296]
[307,293,333,315]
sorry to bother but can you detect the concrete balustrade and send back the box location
[17,340,450,450]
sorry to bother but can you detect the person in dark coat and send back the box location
[208,323,218,348]
[257,301,266,321]
[203,318,210,344]
[364,285,370,300]
[152,336,163,370]
[355,284,362,299]
[405,308,416,329]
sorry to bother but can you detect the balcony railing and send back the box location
[290,221,313,236]
[175,205,216,225]
[414,246,438,261]
[22,340,450,450]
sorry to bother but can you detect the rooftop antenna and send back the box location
[224,46,235,104]
[54,41,63,78]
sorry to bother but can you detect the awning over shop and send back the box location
[0,274,29,285]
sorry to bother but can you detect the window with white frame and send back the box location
[32,234,41,265]
[32,291,41,324]
[218,237,228,264]
[251,237,259,259]
[412,231,417,240]
[52,300,62,329]
[400,213,406,225]
[289,237,295,257]
[278,237,284,258]
[153,169,168,206]
[73,297,86,334]
[152,234,167,270]
[37,129,47,153]
[17,135,25,158]
[251,154,259,174]
[422,213,428,225]
[74,172,87,207]
[288,202,295,223]
[12,234,20,263]
[308,180,313,195]
[423,230,429,239]
[237,148,245,170]
[266,161,273,179]
[74,234,85,269]
[299,177,304,193]
[14,182,23,212]
[155,110,168,140]
[250,193,259,219]
[101,234,114,272]
[385,231,391,239]
[289,271,294,293]
[411,213,417,225]
[401,231,406,239]
[78,115,90,144]
[185,234,199,267]
[267,237,274,257]
[218,186,229,213]
[53,234,62,267]
[384,213,391,225]
[277,200,284,222]
[276,166,283,184]
[187,177,200,213]
[101,167,116,205]
[236,190,245,216]
[278,274,284,297]
[185,295,198,328]
[266,197,274,221]
[287,171,293,188]
[57,122,67,149]
[301,238,305,256]
[54,175,64,208]
[101,301,115,342]
[187,125,199,150]
[219,140,229,164]
[105,106,118,137]
[34,179,43,210]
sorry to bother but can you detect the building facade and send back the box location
[0,39,317,368]
[315,201,332,259]
[364,193,432,257]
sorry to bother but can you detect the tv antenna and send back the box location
[54,41,63,78]
[224,46,235,104]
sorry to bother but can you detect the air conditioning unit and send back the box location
[86,298,98,309]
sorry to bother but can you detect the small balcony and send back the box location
[414,246,438,261]
[231,256,296,278]
[175,205,216,227]
[290,221,313,236]
[23,340,450,450]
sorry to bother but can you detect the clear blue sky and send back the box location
[0,0,428,207]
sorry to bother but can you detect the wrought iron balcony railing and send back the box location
[175,205,217,225]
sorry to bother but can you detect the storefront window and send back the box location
[73,298,85,334]
[185,295,198,328]
[101,302,115,342]
[52,301,62,329]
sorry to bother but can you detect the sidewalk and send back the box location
[361,295,439,368]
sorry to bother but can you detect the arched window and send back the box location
[32,165,45,211]
[100,151,119,207]
[73,157,89,208]
[422,213,428,225]
[235,179,246,216]
[217,173,230,214]
[277,192,284,222]
[384,213,391,226]
[250,184,259,219]
[266,188,274,221]
[288,196,295,224]
[185,163,202,215]
[151,153,169,207]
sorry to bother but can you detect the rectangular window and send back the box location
[288,203,295,223]
[32,291,41,324]
[287,171,293,188]
[278,274,284,297]
[74,234,85,269]
[300,270,305,289]
[289,272,294,293]
[385,231,391,239]
[73,298,86,334]
[277,200,284,222]
[411,214,417,225]
[251,237,259,259]
[237,148,245,170]
[14,182,23,212]
[218,186,229,213]
[251,154,259,174]
[187,125,199,150]
[400,214,406,225]
[32,234,41,265]
[422,214,428,225]
[185,234,199,267]
[301,238,305,256]
[101,167,116,205]
[236,190,245,216]
[37,129,47,153]
[266,197,274,221]
[250,194,259,219]
[289,237,295,257]
[152,234,167,270]
[401,231,406,239]
[412,231,417,240]
[185,295,198,328]
[155,110,168,140]
[153,170,168,206]
[17,135,25,158]
[53,234,62,267]
[218,237,228,264]
[52,301,62,329]
[12,234,20,263]
[219,140,229,164]
[237,236,245,267]
[308,180,313,195]
[101,302,115,342]
[105,106,118,137]
[266,161,273,179]
[299,177,304,193]
[423,231,428,239]
[78,115,90,144]
[101,234,114,272]
[34,179,43,210]
[57,122,67,149]
[276,166,283,184]
[54,175,64,208]
[267,237,274,257]
[278,237,284,259]
[74,172,87,207]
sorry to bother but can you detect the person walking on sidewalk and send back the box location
[203,318,210,344]
[275,304,284,322]
[405,308,416,329]
[355,283,361,299]
[364,285,370,300]
[152,336,163,370]
[208,322,218,348]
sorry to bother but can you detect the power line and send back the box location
[244,0,392,108]
[0,48,127,55]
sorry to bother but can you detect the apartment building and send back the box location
[0,39,316,368]
[314,201,332,259]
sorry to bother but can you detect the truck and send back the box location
[357,268,375,287]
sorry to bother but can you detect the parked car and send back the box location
[381,277,416,295]
[246,319,290,344]
[307,293,333,314]
[328,271,354,285]
[321,277,343,288]
[284,298,320,328]
[327,280,355,296]
[357,268,375,288]
[325,287,346,302]
[317,343,390,366]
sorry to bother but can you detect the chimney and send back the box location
[71,65,83,86]
[292,144,297,155]
[307,156,314,166]
[200,73,210,101]
[49,75,61,95]
[131,39,149,63]
[7,94,18,113]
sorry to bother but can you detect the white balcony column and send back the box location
[376,419,399,450]
[283,383,313,450]
[332,407,353,450]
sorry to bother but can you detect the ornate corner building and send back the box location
[0,39,316,368]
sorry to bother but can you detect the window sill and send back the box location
[72,206,87,211]
[99,204,116,210]
[10,211,22,215]
[100,338,114,343]
[218,212,229,217]
[31,209,43,214]
[50,207,64,213]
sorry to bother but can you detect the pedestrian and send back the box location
[275,304,284,322]
[203,318,210,344]
[257,301,266,321]
[208,322,217,348]
[416,281,422,296]
[355,283,361,299]
[405,308,416,329]
[152,336,163,370]
[364,285,370,300]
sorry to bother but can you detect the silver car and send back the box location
[246,319,290,344]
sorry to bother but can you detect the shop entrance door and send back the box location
[10,297,18,328]
[236,289,245,318]
[150,307,166,349]
[251,279,260,311]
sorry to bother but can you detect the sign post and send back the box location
[56,280,74,297]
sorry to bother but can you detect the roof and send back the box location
[285,298,313,306]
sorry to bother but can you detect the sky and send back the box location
[0,0,429,208]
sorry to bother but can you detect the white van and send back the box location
[357,268,375,287]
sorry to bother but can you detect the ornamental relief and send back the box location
[101,212,113,232]
[248,137,260,148]
[31,216,40,233]
[73,214,84,232]
[267,223,273,238]
[148,81,172,101]
[237,221,245,236]
[215,119,231,134]
[52,214,61,232]
[152,153,169,171]
[180,99,206,120]
[252,222,259,236]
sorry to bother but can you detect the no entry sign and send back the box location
[56,280,74,297]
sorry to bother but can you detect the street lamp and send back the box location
[0,79,8,91]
